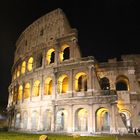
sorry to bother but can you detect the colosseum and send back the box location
[7,8,140,134]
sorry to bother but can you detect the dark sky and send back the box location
[0,0,140,109]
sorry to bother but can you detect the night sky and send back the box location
[0,0,140,110]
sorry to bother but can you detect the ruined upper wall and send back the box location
[14,8,74,63]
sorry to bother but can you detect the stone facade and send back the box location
[7,8,140,134]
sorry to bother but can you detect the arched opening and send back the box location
[43,110,52,131]
[60,44,70,62]
[31,111,38,130]
[13,69,16,80]
[119,109,132,131]
[96,108,110,132]
[138,112,140,123]
[75,108,88,131]
[116,75,129,91]
[75,72,87,92]
[46,48,55,64]
[23,112,28,129]
[33,80,40,96]
[21,61,26,74]
[44,77,53,95]
[15,113,21,129]
[63,47,70,60]
[24,83,30,99]
[27,57,33,71]
[18,85,23,101]
[100,77,110,90]
[36,53,43,68]
[16,65,21,78]
[56,109,68,131]
[58,75,69,94]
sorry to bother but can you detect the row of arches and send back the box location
[100,75,130,91]
[15,108,134,132]
[13,44,70,80]
[11,72,88,102]
[14,107,110,132]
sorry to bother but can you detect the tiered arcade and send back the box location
[7,9,140,134]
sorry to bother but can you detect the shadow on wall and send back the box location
[0,114,8,131]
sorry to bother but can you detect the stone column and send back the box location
[69,70,73,97]
[30,78,33,102]
[67,105,73,132]
[88,104,93,132]
[27,110,31,130]
[53,69,58,100]
[88,66,94,93]
[40,74,44,101]
[110,104,117,133]
[92,105,96,133]
[51,103,56,132]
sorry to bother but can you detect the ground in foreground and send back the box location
[0,132,139,140]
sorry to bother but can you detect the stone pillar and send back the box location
[51,104,56,132]
[69,70,73,97]
[88,104,93,132]
[22,83,25,103]
[92,105,96,133]
[67,105,73,132]
[110,104,117,133]
[27,110,31,130]
[88,66,94,93]
[30,78,33,101]
[40,74,44,101]
[52,70,58,100]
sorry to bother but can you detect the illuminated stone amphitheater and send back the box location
[7,9,140,134]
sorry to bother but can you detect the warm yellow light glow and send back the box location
[60,44,69,62]
[58,75,69,94]
[21,61,26,74]
[18,85,23,101]
[75,72,87,92]
[96,108,109,131]
[117,100,125,111]
[33,80,40,96]
[24,83,30,99]
[44,77,53,95]
[78,108,88,117]
[27,57,33,71]
[13,70,16,80]
[46,48,55,64]
[13,88,17,102]
[17,65,21,77]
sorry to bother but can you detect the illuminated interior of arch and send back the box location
[116,75,130,91]
[24,83,30,99]
[33,80,40,96]
[60,44,70,62]
[27,57,33,71]
[46,48,55,64]
[13,70,16,80]
[75,72,87,92]
[77,108,88,131]
[56,109,68,131]
[18,85,23,101]
[96,108,110,131]
[16,65,21,78]
[21,61,26,74]
[58,75,69,94]
[119,109,131,127]
[44,77,53,95]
